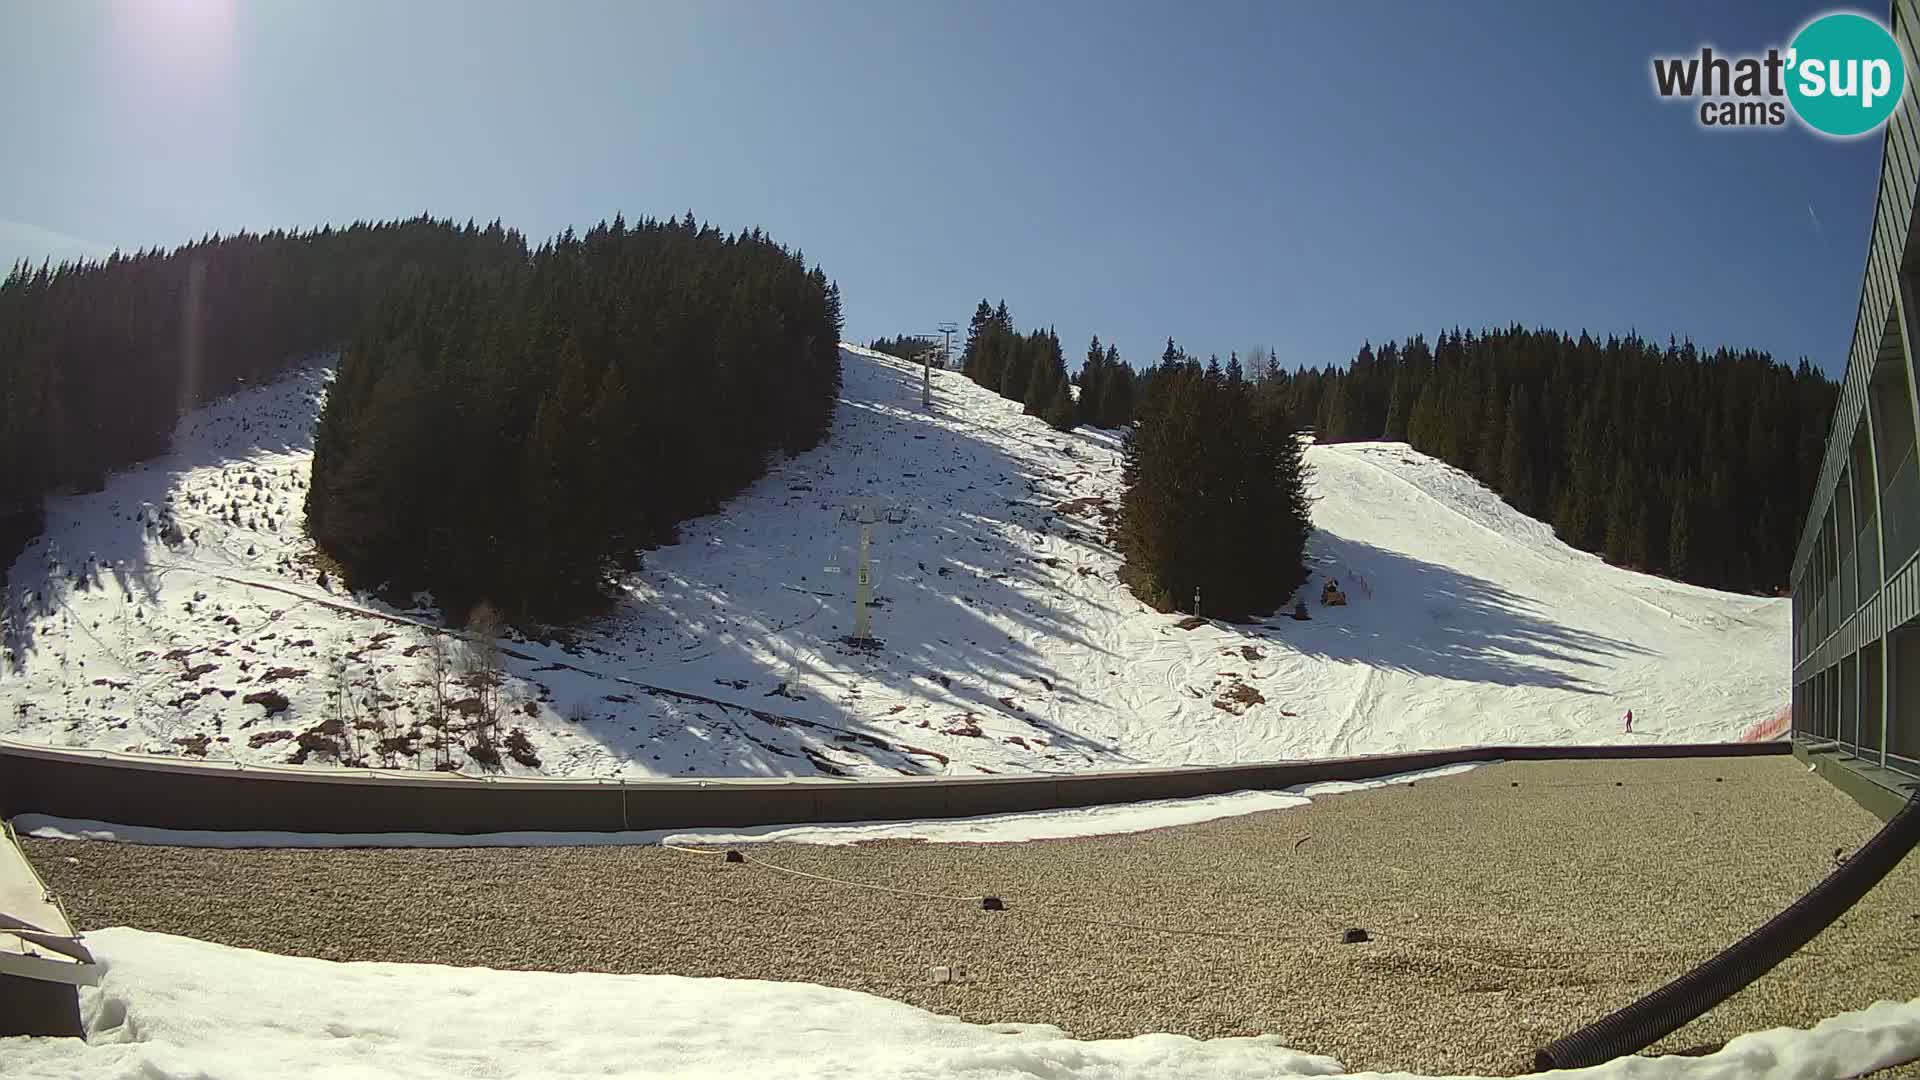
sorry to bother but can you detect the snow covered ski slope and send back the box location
[0,345,1787,778]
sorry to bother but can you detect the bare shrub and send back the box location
[504,727,540,768]
[424,630,454,770]
[460,602,506,766]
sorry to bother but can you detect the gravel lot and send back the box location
[23,756,1920,1076]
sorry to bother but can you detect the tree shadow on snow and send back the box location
[1270,531,1654,695]
[3,366,332,674]
[540,354,1145,775]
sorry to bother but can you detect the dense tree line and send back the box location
[1120,341,1313,619]
[1075,333,1137,429]
[307,214,843,620]
[867,334,939,364]
[957,299,1074,430]
[951,298,1828,602]
[957,300,1135,430]
[953,301,1299,616]
[0,217,527,582]
[1255,327,1836,593]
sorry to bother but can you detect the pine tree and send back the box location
[1499,386,1534,512]
[1079,335,1105,426]
[1319,378,1350,442]
[1101,344,1133,426]
[1603,462,1635,564]
[1668,485,1694,579]
[1001,329,1034,404]
[1474,373,1505,482]
[961,299,993,379]
[298,213,842,619]
[978,321,1009,393]
[1451,368,1485,467]
[1384,368,1413,442]
[1021,334,1052,415]
[1121,367,1202,611]
[1407,371,1443,451]
[1555,474,1589,549]
[1045,369,1077,430]
[1120,356,1311,619]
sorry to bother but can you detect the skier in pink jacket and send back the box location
[1623,709,1634,734]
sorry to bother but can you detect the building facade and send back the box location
[1791,0,1920,801]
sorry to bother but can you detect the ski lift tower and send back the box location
[827,499,908,648]
[930,321,959,408]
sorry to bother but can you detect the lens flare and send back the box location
[113,0,236,83]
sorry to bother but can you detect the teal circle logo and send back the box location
[1787,13,1907,137]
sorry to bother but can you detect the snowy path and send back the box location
[0,346,1788,778]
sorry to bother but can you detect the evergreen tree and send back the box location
[1100,344,1134,426]
[869,335,934,363]
[1120,343,1311,620]
[960,299,993,380]
[1628,504,1654,572]
[1407,370,1443,451]
[1022,331,1067,417]
[302,212,843,619]
[1000,327,1034,404]
[1555,471,1593,551]
[1603,462,1635,564]
[1044,369,1077,430]
[1384,368,1413,442]
[958,310,1826,593]
[1021,333,1051,414]
[977,319,1009,392]
[1079,335,1106,426]
[1665,482,1691,579]
[1279,324,1834,591]
[1319,378,1350,442]
[1499,386,1534,513]
[1451,367,1485,467]
[0,217,531,586]
[1474,372,1505,482]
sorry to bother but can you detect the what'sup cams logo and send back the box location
[1652,11,1909,137]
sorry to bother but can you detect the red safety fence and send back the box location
[1737,706,1792,743]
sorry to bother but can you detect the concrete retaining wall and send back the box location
[0,740,1789,835]
[1792,739,1912,822]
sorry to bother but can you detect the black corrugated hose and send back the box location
[1533,787,1920,1072]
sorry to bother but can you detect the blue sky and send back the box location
[0,1,1888,375]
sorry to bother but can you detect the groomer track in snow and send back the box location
[0,345,1787,778]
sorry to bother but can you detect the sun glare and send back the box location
[115,0,236,74]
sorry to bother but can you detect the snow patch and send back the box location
[3,927,1917,1080]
